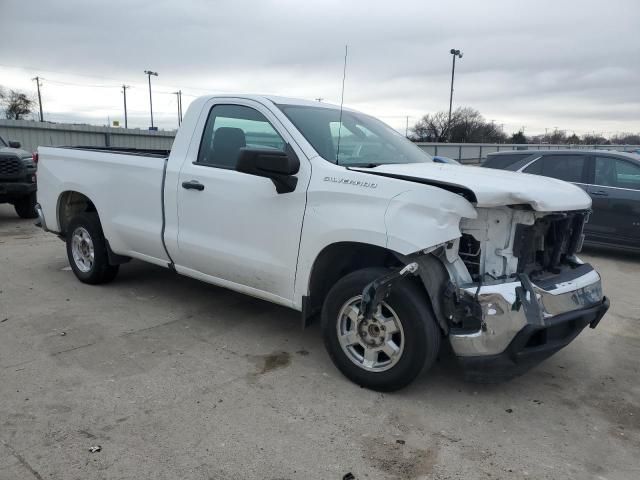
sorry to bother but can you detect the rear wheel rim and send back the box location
[336,296,405,372]
[71,227,94,273]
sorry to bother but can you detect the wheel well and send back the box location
[304,242,402,326]
[57,191,97,235]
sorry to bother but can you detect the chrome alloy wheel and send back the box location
[336,296,405,372]
[71,226,94,273]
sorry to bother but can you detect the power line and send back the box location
[42,77,119,89]
[0,62,226,97]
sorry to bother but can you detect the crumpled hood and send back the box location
[352,163,592,212]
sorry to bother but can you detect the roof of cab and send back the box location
[195,94,352,111]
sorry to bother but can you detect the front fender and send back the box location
[385,187,477,254]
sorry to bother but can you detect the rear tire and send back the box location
[322,267,441,392]
[14,192,38,219]
[66,212,119,284]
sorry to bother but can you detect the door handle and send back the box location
[591,190,609,197]
[182,180,205,191]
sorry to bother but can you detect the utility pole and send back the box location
[173,90,183,126]
[144,70,158,129]
[448,49,463,139]
[32,77,44,122]
[122,85,130,128]
[405,116,409,138]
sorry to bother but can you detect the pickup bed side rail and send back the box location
[57,146,171,157]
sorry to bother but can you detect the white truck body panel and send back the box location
[36,94,594,312]
[36,147,170,266]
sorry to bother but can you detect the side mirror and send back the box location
[236,146,300,193]
[8,141,21,149]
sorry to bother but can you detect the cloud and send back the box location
[0,0,638,134]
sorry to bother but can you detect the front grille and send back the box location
[513,211,588,276]
[0,157,23,178]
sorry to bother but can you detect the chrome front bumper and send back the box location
[449,264,605,357]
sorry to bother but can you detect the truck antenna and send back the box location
[335,44,348,165]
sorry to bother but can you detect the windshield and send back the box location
[276,104,433,166]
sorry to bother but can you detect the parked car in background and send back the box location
[0,135,38,218]
[433,155,461,165]
[483,150,640,251]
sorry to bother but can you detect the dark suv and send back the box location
[483,149,640,252]
[0,135,38,218]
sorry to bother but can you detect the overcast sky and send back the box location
[1,0,638,135]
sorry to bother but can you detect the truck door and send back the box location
[172,100,310,304]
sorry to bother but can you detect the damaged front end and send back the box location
[441,206,608,381]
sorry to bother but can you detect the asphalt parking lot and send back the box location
[0,203,639,480]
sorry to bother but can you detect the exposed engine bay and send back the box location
[457,206,589,284]
[408,206,596,338]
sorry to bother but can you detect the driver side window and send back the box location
[197,104,285,169]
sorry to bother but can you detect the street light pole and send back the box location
[173,90,183,127]
[144,70,158,129]
[448,48,463,139]
[122,85,129,129]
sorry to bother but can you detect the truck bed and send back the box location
[37,145,171,265]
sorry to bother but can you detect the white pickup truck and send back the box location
[35,95,609,390]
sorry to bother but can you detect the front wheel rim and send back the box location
[336,296,405,372]
[71,227,94,273]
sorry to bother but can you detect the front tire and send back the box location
[322,267,441,392]
[14,192,38,219]
[66,213,119,284]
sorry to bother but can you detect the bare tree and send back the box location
[411,107,506,143]
[510,130,528,144]
[411,111,451,141]
[547,129,567,144]
[610,132,640,144]
[0,87,37,120]
[566,133,580,144]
